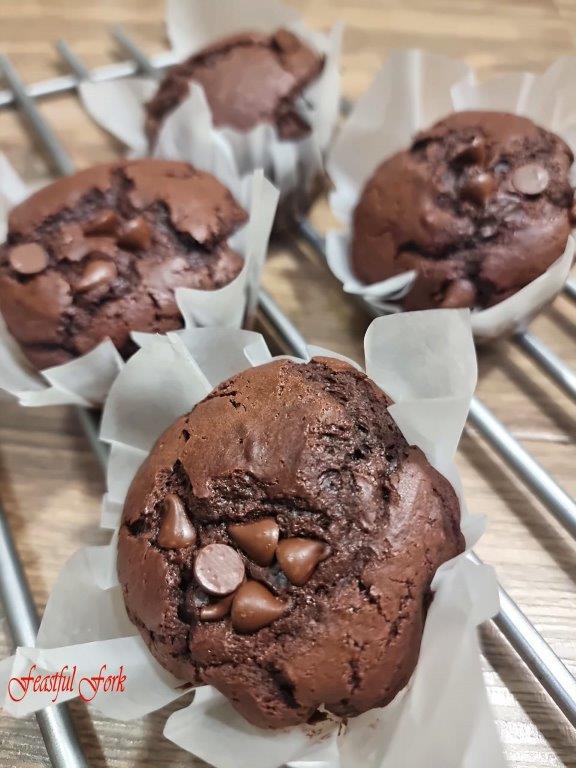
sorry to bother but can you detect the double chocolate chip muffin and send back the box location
[352,111,575,310]
[0,159,247,369]
[118,356,464,729]
[145,30,325,147]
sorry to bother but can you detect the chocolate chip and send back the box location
[83,210,120,236]
[228,518,280,566]
[231,580,288,633]
[8,243,49,275]
[512,163,549,196]
[157,494,196,549]
[200,593,234,622]
[453,136,486,167]
[194,543,245,596]
[460,172,496,206]
[440,278,477,309]
[276,538,331,587]
[75,259,118,293]
[57,222,87,262]
[118,217,152,250]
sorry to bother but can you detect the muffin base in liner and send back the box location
[79,0,342,209]
[326,49,576,340]
[0,155,278,406]
[1,310,505,768]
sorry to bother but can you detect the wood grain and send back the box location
[0,1,575,766]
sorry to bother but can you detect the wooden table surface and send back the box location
[1,1,576,766]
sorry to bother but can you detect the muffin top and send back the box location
[351,111,575,310]
[0,160,247,369]
[145,29,325,146]
[118,356,464,729]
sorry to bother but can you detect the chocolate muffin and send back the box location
[0,160,247,369]
[351,111,575,310]
[145,30,325,147]
[118,356,464,729]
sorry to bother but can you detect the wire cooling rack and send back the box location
[0,28,575,768]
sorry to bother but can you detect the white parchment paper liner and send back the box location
[1,309,505,767]
[0,154,278,406]
[79,0,342,205]
[327,49,576,340]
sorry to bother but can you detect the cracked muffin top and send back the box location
[117,356,464,729]
[145,29,325,147]
[0,159,247,369]
[351,111,575,310]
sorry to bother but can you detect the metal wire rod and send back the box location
[0,502,89,768]
[515,330,576,403]
[111,26,161,80]
[0,55,74,176]
[0,55,75,176]
[467,398,576,537]
[55,40,91,81]
[258,289,309,358]
[75,408,108,472]
[468,551,576,727]
[564,280,576,303]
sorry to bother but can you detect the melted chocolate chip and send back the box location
[276,538,331,587]
[118,217,152,250]
[75,259,118,293]
[157,494,197,549]
[231,580,288,633]
[9,243,49,275]
[200,593,234,622]
[83,210,120,236]
[512,163,550,196]
[460,172,496,206]
[228,518,280,566]
[194,543,245,596]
